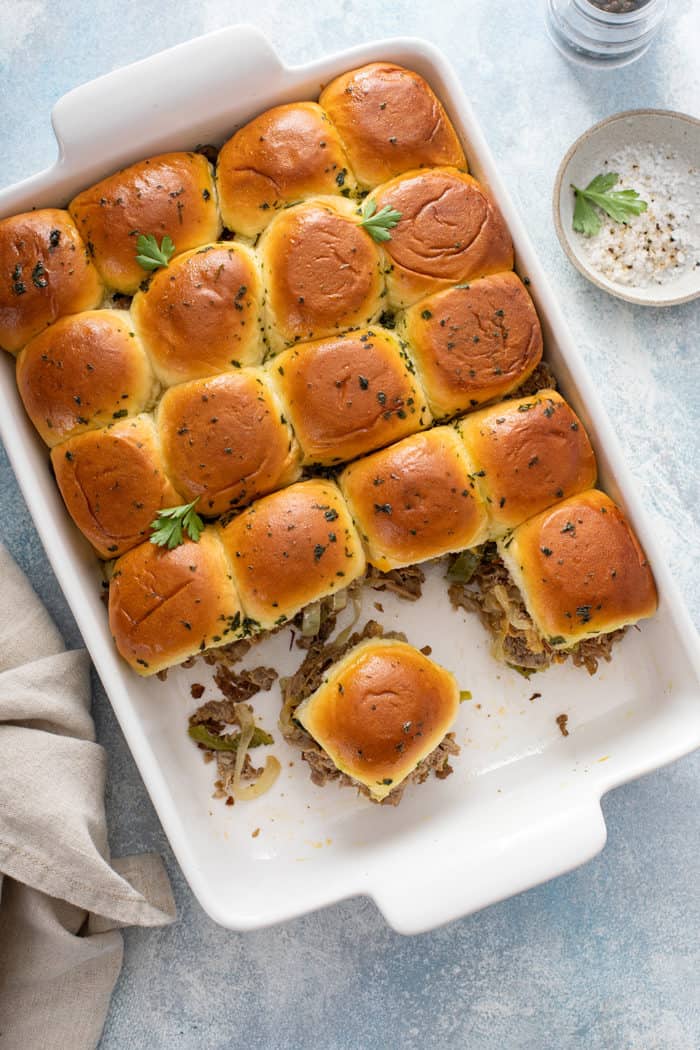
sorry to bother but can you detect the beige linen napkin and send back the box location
[0,544,176,1049]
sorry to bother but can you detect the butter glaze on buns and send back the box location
[457,390,597,536]
[498,490,657,648]
[319,63,466,188]
[258,197,385,353]
[340,426,489,571]
[108,528,243,675]
[268,328,431,466]
[295,637,460,801]
[373,168,513,308]
[131,243,264,385]
[217,102,357,238]
[16,310,156,447]
[398,273,543,418]
[0,209,104,353]
[157,369,301,517]
[69,152,220,294]
[51,414,182,559]
[220,479,365,630]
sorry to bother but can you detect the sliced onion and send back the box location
[301,601,321,637]
[232,756,281,801]
[231,701,255,795]
[331,589,348,613]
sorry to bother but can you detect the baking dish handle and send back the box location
[50,25,286,172]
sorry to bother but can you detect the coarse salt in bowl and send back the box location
[553,109,700,306]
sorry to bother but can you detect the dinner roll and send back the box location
[498,490,657,649]
[296,637,460,802]
[16,310,156,447]
[220,479,365,630]
[372,168,513,308]
[456,390,597,536]
[268,328,431,466]
[339,426,489,571]
[217,102,358,238]
[109,527,244,675]
[0,209,104,353]
[69,152,220,294]
[398,273,543,419]
[319,63,466,188]
[51,414,182,559]
[157,369,301,517]
[258,197,385,353]
[131,242,264,386]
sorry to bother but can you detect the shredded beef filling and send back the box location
[365,563,425,602]
[508,360,558,399]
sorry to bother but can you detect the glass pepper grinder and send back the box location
[545,0,669,68]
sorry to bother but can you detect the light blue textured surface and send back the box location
[1,3,699,1048]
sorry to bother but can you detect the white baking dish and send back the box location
[1,26,698,934]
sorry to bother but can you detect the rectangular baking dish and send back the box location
[1,25,698,934]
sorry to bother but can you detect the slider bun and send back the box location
[340,426,489,571]
[220,479,365,630]
[268,327,431,466]
[457,390,597,536]
[16,310,156,447]
[217,102,357,238]
[157,369,301,517]
[373,168,513,308]
[51,414,182,559]
[0,209,104,353]
[296,637,459,801]
[398,273,543,418]
[109,527,243,676]
[498,489,657,647]
[69,152,220,294]
[319,62,466,188]
[131,242,264,386]
[258,197,385,354]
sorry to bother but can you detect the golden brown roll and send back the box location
[0,209,104,354]
[339,426,489,571]
[295,637,460,802]
[398,273,543,419]
[498,490,657,649]
[16,310,156,447]
[51,414,182,559]
[220,479,365,630]
[456,390,597,536]
[319,62,466,188]
[217,102,358,238]
[108,527,244,676]
[69,152,220,294]
[372,168,513,308]
[258,197,385,353]
[157,369,301,517]
[131,242,264,385]
[268,328,431,466]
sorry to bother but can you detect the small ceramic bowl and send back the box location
[553,109,700,306]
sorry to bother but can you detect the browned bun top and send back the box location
[108,527,243,675]
[399,273,543,418]
[296,637,460,801]
[220,479,366,630]
[157,369,301,518]
[131,242,264,386]
[457,390,597,536]
[51,414,182,559]
[217,102,357,238]
[16,310,155,447]
[374,169,513,308]
[69,152,220,294]
[499,490,657,646]
[0,209,104,354]
[268,328,431,466]
[259,198,384,353]
[319,62,466,188]
[339,426,489,571]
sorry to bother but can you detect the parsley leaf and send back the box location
[149,499,204,549]
[358,199,402,242]
[136,233,176,271]
[572,173,648,237]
